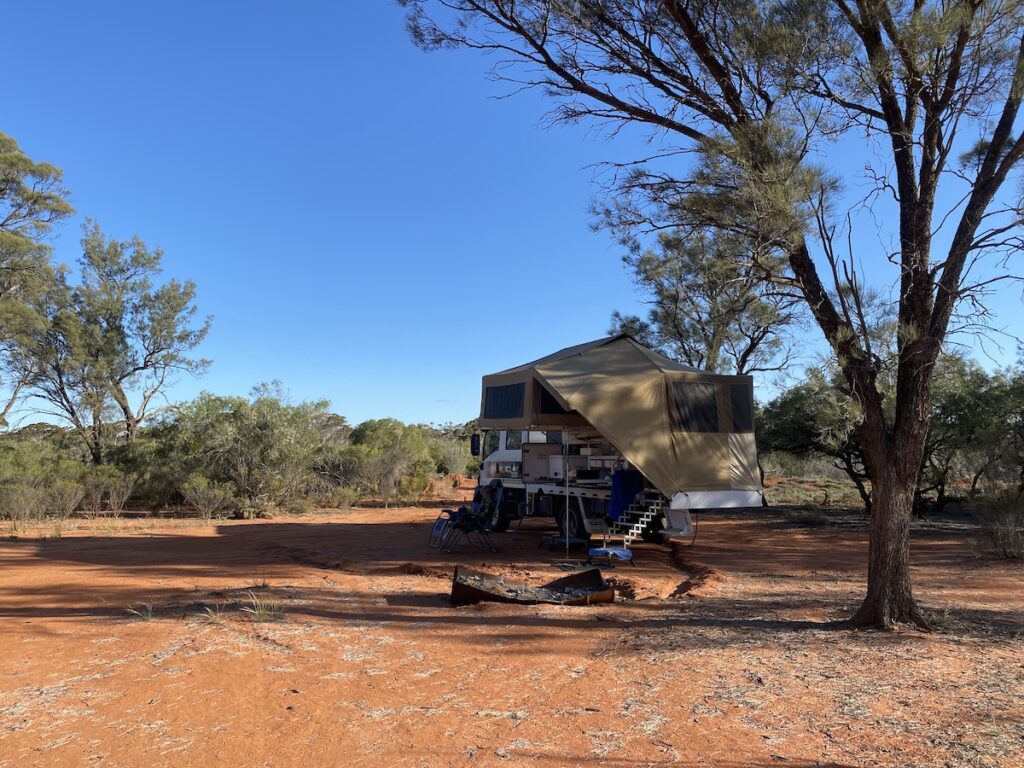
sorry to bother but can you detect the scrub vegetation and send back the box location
[0,127,1020,575]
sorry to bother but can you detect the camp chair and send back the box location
[428,507,498,553]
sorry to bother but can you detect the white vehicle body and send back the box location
[478,429,762,538]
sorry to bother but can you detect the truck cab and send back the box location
[478,430,524,485]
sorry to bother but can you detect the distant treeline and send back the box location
[759,355,1024,514]
[0,383,478,525]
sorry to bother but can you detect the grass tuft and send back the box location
[202,603,226,624]
[240,590,282,622]
[126,602,155,621]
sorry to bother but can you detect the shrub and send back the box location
[975,492,1024,559]
[81,467,120,518]
[1,484,44,531]
[155,384,350,513]
[328,486,360,510]
[236,498,275,520]
[106,474,135,517]
[182,475,236,523]
[45,480,85,520]
[430,437,470,476]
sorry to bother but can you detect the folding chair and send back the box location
[428,508,498,553]
[428,510,456,550]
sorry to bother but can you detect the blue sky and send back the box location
[5,3,1020,426]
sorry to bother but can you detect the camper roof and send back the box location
[478,335,759,496]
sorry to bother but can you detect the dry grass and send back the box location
[764,475,867,509]
[240,590,283,622]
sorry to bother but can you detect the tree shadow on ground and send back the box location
[1,513,1017,644]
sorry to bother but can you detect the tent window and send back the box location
[730,383,754,433]
[672,382,719,433]
[484,383,525,419]
[538,384,570,414]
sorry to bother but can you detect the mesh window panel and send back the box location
[730,383,754,433]
[539,384,570,414]
[672,381,720,432]
[483,383,525,419]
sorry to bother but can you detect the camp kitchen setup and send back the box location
[472,335,762,549]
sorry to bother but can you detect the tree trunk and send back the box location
[851,460,929,629]
[757,456,768,506]
[837,450,871,514]
[88,438,103,466]
[852,473,872,516]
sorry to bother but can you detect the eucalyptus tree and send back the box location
[0,132,74,424]
[33,223,211,463]
[611,229,799,374]
[402,0,1024,627]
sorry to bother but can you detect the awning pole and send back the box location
[564,429,570,558]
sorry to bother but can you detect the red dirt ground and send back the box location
[0,503,1021,767]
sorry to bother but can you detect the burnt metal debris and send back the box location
[450,565,615,606]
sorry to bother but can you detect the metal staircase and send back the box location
[607,492,668,547]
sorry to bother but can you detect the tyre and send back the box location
[554,500,586,539]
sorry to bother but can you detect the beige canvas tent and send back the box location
[478,335,760,497]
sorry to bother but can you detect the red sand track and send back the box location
[0,504,1020,767]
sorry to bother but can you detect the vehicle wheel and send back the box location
[554,502,586,540]
[640,515,666,543]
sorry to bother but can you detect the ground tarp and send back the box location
[478,335,760,496]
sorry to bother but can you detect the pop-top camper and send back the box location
[473,335,762,543]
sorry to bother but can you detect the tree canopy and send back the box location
[32,223,211,463]
[611,229,799,374]
[0,132,74,424]
[403,0,1024,627]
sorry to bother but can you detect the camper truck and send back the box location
[472,336,763,544]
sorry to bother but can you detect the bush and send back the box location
[81,466,122,518]
[155,384,350,513]
[182,475,236,523]
[319,486,360,510]
[759,451,849,481]
[106,474,135,517]
[45,480,85,520]
[81,475,106,518]
[349,420,434,505]
[1,484,45,531]
[430,437,470,476]
[975,492,1024,559]
[236,498,276,519]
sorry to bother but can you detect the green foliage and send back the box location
[762,357,1024,511]
[0,132,74,427]
[44,479,85,520]
[0,430,86,526]
[182,474,236,523]
[81,465,123,517]
[611,230,797,375]
[348,418,434,502]
[974,492,1024,559]
[0,484,44,531]
[149,384,351,515]
[31,222,211,463]
[429,436,470,476]
[322,485,360,510]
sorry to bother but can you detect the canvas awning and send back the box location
[478,335,760,496]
